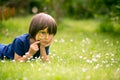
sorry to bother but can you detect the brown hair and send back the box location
[29,13,57,39]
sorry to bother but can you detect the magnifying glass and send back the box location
[37,27,48,40]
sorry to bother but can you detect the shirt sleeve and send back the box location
[12,38,25,56]
[45,46,50,55]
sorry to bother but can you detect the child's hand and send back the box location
[28,41,40,55]
[40,35,53,47]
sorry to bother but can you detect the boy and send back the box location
[0,13,57,62]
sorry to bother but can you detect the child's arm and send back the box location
[40,45,49,62]
[14,52,32,62]
[39,35,53,62]
[14,41,40,62]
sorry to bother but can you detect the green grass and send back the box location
[0,16,120,80]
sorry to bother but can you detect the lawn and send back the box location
[0,16,120,80]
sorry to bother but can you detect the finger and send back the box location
[34,45,38,48]
[34,47,39,50]
[33,41,41,45]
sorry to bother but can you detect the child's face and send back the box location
[35,27,49,41]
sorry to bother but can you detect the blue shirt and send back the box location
[0,34,49,60]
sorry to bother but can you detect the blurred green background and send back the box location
[0,0,120,80]
[0,0,120,33]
